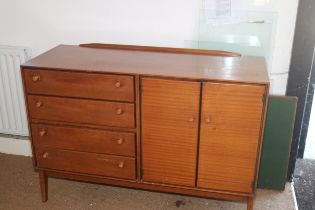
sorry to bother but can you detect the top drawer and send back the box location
[23,69,134,102]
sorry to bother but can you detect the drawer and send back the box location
[32,124,135,156]
[36,149,136,179]
[28,95,135,128]
[24,69,134,102]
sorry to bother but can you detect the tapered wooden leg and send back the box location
[39,170,48,202]
[247,197,254,210]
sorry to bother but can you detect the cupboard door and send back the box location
[141,78,200,187]
[198,82,265,193]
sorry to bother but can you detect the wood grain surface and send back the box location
[21,44,269,209]
[24,69,134,102]
[141,78,200,187]
[79,43,242,57]
[46,170,249,202]
[21,45,269,84]
[39,171,48,202]
[31,123,135,157]
[37,149,136,179]
[197,82,265,193]
[27,95,135,128]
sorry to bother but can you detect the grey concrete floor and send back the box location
[0,153,296,210]
[294,158,315,210]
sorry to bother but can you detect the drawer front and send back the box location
[37,149,136,179]
[24,69,134,102]
[28,95,135,128]
[32,124,135,156]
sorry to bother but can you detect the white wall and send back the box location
[269,0,299,95]
[242,0,299,94]
[0,0,298,94]
[304,93,315,159]
[0,0,201,56]
[0,0,298,156]
[0,1,298,85]
[0,136,32,156]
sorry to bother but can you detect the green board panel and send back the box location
[258,96,297,190]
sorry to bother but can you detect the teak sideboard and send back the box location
[21,44,269,210]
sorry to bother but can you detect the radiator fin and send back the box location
[0,46,31,136]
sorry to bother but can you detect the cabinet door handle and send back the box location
[32,75,40,82]
[39,129,47,137]
[36,101,43,107]
[118,161,124,168]
[116,138,124,145]
[115,81,121,88]
[188,117,195,122]
[42,152,49,159]
[116,108,123,115]
[205,117,211,124]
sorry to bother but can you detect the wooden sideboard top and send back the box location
[22,44,269,84]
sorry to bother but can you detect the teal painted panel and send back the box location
[258,96,297,190]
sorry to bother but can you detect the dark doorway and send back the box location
[286,0,315,182]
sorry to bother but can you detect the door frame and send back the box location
[286,0,315,181]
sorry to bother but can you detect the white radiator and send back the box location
[0,46,31,136]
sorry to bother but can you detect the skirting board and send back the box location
[0,136,32,156]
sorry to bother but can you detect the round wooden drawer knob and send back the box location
[118,161,124,168]
[42,152,49,159]
[39,129,47,137]
[36,101,43,107]
[116,108,123,115]
[188,117,194,122]
[117,138,124,145]
[32,75,40,82]
[115,81,121,88]
[205,117,211,123]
